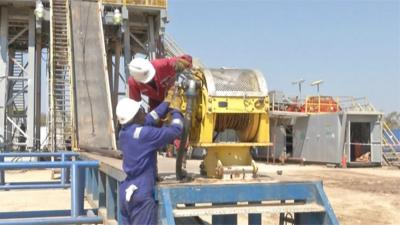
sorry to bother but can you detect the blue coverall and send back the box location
[118,102,183,225]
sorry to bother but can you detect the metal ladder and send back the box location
[49,0,73,151]
[382,122,400,167]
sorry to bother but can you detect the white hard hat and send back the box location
[116,98,142,125]
[128,58,156,84]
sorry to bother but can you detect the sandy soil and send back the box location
[256,164,400,225]
[0,161,399,225]
[0,169,92,212]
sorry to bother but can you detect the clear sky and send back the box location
[166,0,400,113]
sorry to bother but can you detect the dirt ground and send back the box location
[255,163,400,225]
[0,169,92,212]
[0,161,399,225]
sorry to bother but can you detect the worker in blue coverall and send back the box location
[116,93,183,225]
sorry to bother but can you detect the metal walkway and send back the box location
[80,152,339,225]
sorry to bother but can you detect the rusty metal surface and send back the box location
[71,0,116,151]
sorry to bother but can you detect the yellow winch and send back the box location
[175,68,271,179]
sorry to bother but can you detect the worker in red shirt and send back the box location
[127,55,192,110]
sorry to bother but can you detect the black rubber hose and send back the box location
[176,78,198,180]
[175,96,193,180]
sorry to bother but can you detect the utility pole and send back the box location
[292,79,305,100]
[311,80,323,95]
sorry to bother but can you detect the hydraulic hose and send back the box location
[176,79,197,180]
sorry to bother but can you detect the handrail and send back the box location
[100,0,167,8]
[66,0,77,150]
[0,161,98,169]
[49,0,55,152]
[0,156,102,224]
[269,93,379,113]
[382,122,400,165]
[0,152,81,189]
[383,122,400,145]
[0,151,78,157]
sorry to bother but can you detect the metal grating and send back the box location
[204,69,268,97]
[212,69,260,92]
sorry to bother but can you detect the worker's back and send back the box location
[119,123,157,195]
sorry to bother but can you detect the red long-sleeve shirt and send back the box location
[128,56,191,110]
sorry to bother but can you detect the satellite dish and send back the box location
[311,80,323,86]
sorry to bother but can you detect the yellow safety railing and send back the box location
[101,0,167,8]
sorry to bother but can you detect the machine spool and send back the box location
[215,114,249,132]
[215,114,260,142]
[176,68,270,179]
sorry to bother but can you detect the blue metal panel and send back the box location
[116,181,122,224]
[98,171,107,208]
[157,181,339,225]
[248,201,261,225]
[60,153,67,185]
[158,182,316,205]
[92,168,99,202]
[158,189,176,225]
[71,164,86,217]
[313,182,340,225]
[85,168,90,195]
[0,216,103,225]
[0,155,4,185]
[296,212,325,225]
[65,166,71,184]
[106,175,118,220]
[279,200,285,225]
[212,203,237,225]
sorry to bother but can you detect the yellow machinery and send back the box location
[175,68,271,179]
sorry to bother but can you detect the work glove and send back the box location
[164,86,182,111]
[174,55,192,73]
[164,86,175,103]
[169,96,183,111]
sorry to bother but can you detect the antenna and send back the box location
[310,80,323,94]
[292,79,305,99]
